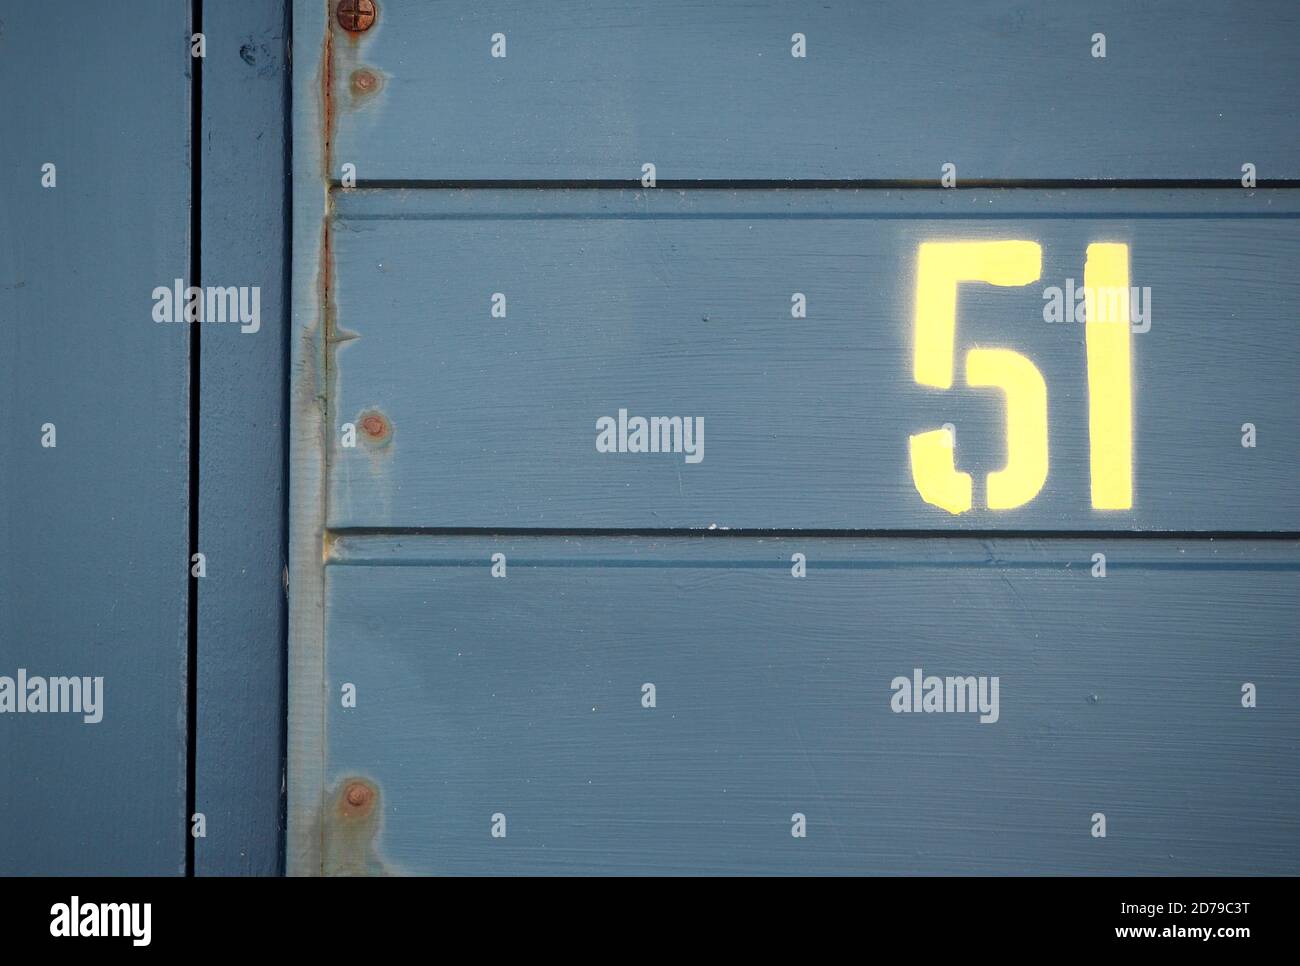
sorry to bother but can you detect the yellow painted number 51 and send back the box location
[909,240,1133,514]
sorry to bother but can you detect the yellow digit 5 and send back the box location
[910,240,1047,514]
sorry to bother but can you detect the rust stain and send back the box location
[358,409,392,446]
[306,10,398,876]
[319,21,342,463]
[344,780,374,811]
[321,778,395,876]
[299,12,338,879]
[349,67,383,102]
[320,211,334,342]
[320,21,335,184]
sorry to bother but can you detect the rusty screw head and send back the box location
[344,781,373,809]
[351,69,379,95]
[360,412,388,439]
[336,0,376,33]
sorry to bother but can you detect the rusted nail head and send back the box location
[361,413,387,438]
[345,781,373,809]
[336,0,376,33]
[352,69,379,93]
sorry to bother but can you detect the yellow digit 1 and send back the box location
[910,240,1046,514]
[1084,243,1134,510]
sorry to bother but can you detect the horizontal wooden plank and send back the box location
[328,0,1300,181]
[327,189,1300,531]
[321,536,1300,875]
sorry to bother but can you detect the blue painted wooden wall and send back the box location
[195,0,290,876]
[329,0,1300,181]
[288,1,1300,875]
[0,0,288,876]
[2,0,1296,877]
[0,1,192,875]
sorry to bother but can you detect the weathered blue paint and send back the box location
[195,0,290,876]
[286,0,332,876]
[328,0,1300,182]
[323,536,1300,875]
[291,0,1300,877]
[0,1,191,875]
[328,189,1300,531]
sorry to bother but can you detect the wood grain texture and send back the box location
[328,0,1300,181]
[293,0,1300,878]
[196,0,289,876]
[328,189,1300,531]
[322,536,1300,875]
[0,1,190,875]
